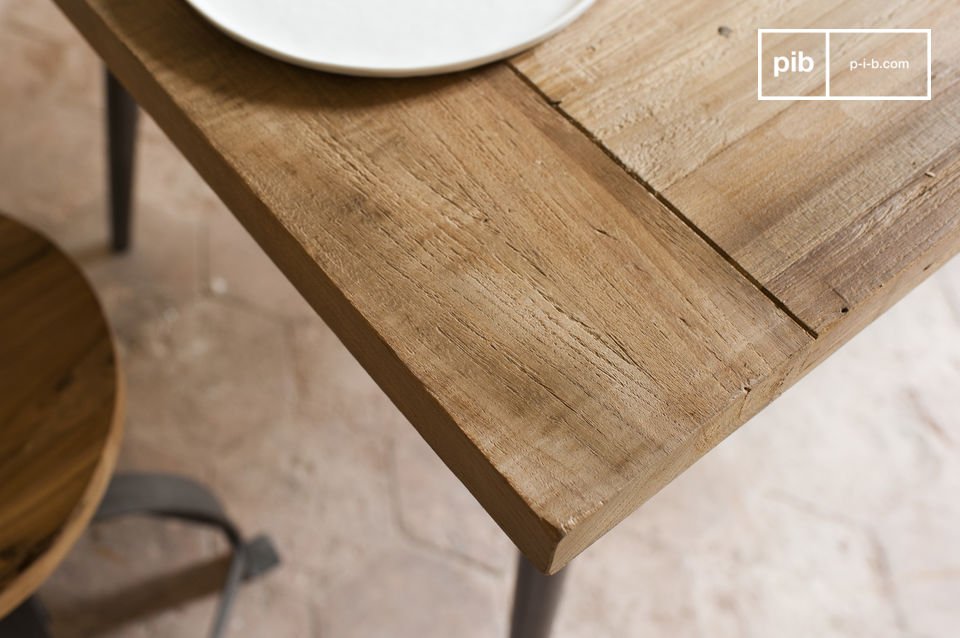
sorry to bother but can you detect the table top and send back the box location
[0,215,123,616]
[53,0,960,573]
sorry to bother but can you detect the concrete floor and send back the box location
[2,2,959,637]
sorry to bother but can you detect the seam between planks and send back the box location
[504,61,819,339]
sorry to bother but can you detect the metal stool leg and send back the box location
[0,598,52,638]
[509,554,568,638]
[105,68,138,253]
[94,473,280,638]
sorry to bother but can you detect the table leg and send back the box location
[509,554,568,638]
[105,68,138,253]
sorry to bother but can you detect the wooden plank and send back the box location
[513,0,960,339]
[52,0,812,572]
[0,215,124,617]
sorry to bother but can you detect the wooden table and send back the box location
[52,0,960,632]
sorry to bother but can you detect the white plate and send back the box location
[182,0,594,77]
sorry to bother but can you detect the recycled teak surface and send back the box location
[52,0,960,573]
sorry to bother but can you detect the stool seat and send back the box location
[0,214,123,617]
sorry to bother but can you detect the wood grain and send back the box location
[513,0,960,341]
[0,215,124,617]
[51,0,814,572]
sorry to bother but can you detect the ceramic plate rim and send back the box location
[181,0,595,77]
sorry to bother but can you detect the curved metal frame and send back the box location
[93,473,280,638]
[0,473,279,638]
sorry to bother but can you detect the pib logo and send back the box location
[773,50,815,78]
[758,29,931,101]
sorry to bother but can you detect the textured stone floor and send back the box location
[2,2,959,637]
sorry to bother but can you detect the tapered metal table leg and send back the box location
[509,554,568,638]
[105,68,138,253]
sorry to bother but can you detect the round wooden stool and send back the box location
[0,214,278,638]
[0,214,124,618]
